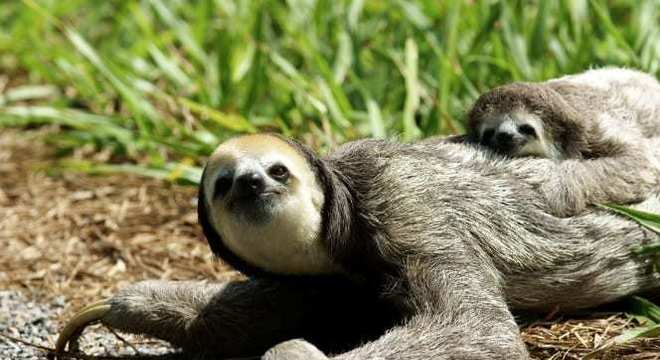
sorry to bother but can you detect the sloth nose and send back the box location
[235,171,266,197]
[492,130,523,153]
[495,131,514,145]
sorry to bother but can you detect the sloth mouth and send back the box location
[494,144,519,155]
[259,189,283,197]
[493,140,526,156]
[227,187,285,221]
[234,188,284,201]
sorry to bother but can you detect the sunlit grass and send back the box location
[1,0,659,179]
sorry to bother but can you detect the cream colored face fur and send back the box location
[478,109,562,159]
[202,134,338,275]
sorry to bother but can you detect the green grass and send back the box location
[585,296,660,357]
[600,204,660,268]
[1,0,659,176]
[594,204,660,346]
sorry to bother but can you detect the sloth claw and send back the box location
[54,299,112,357]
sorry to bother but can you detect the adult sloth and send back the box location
[55,134,660,359]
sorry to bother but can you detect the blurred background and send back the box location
[0,1,659,359]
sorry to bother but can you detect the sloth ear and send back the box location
[316,161,354,261]
[314,158,396,278]
[197,167,269,277]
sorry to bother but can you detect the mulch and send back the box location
[0,128,658,359]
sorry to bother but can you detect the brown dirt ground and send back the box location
[1,129,659,359]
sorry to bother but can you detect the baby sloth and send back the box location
[467,67,660,216]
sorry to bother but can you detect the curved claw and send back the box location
[54,299,112,356]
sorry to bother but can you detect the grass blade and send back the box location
[627,296,660,324]
[589,0,639,63]
[366,99,386,139]
[0,85,58,106]
[148,45,192,88]
[65,28,161,129]
[0,106,134,145]
[178,97,257,133]
[148,0,207,64]
[598,204,660,234]
[402,38,421,141]
[58,159,202,185]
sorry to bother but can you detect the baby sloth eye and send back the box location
[518,124,537,138]
[481,129,495,143]
[214,175,232,198]
[268,164,290,182]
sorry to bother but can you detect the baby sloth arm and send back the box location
[540,142,658,217]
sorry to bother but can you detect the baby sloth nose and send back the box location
[235,171,266,197]
[492,130,523,153]
[495,131,514,145]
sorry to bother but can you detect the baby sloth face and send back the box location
[477,110,557,159]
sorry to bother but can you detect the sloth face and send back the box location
[477,109,559,159]
[212,157,291,223]
[202,134,337,275]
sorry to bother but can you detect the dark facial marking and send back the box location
[481,129,495,144]
[495,131,513,144]
[491,129,526,155]
[214,173,233,199]
[518,124,537,138]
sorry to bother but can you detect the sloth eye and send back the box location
[481,129,495,143]
[518,124,537,138]
[214,175,232,198]
[268,164,289,182]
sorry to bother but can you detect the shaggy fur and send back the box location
[467,68,660,216]
[62,136,659,359]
